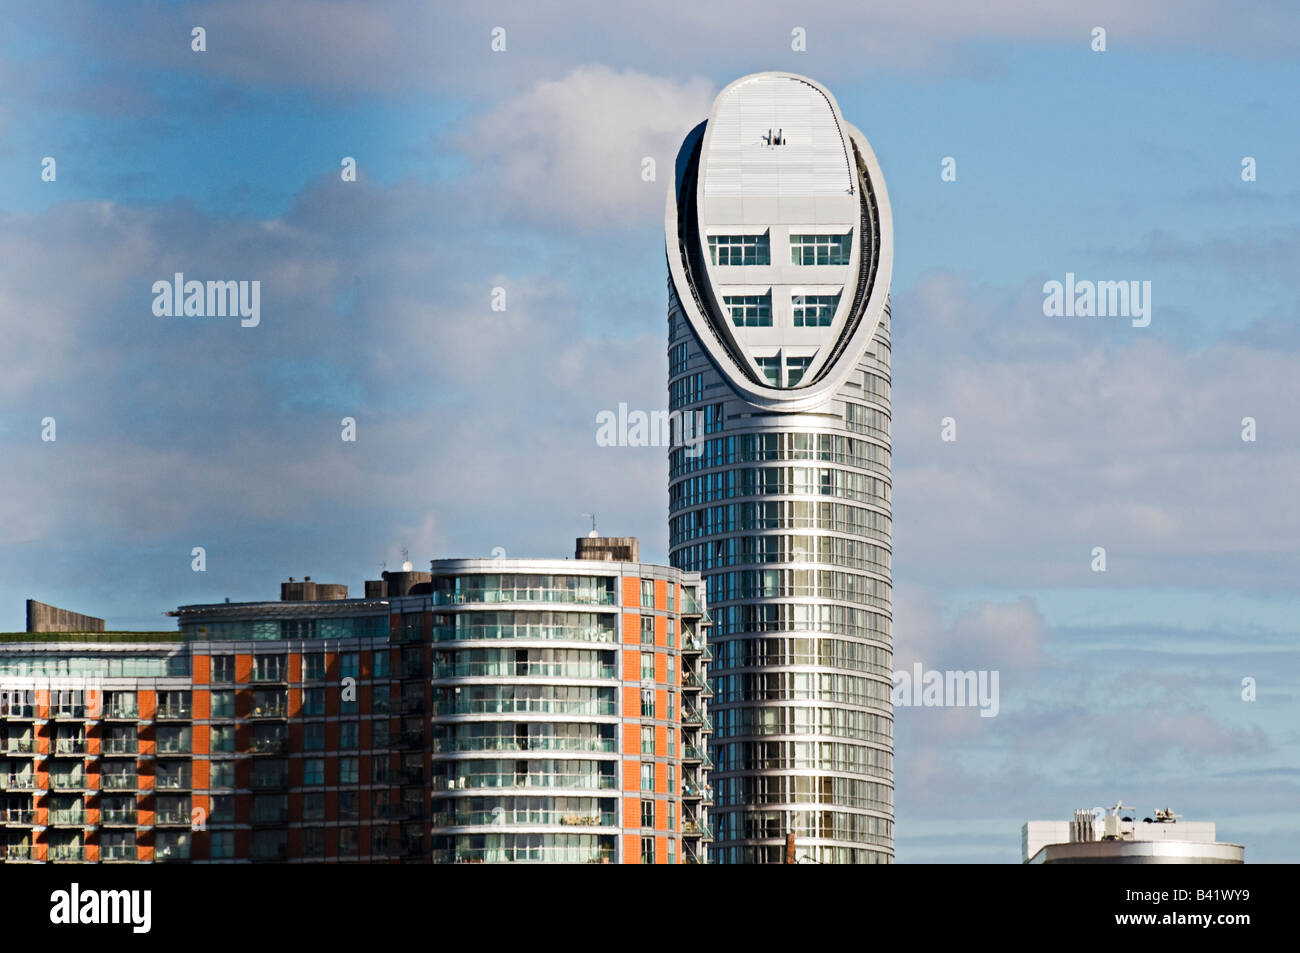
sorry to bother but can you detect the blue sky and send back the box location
[1,0,1297,862]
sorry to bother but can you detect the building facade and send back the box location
[0,540,710,864]
[666,72,895,863]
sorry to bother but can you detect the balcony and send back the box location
[248,737,287,755]
[48,809,87,827]
[101,739,139,757]
[100,774,138,792]
[54,738,87,756]
[250,775,288,791]
[155,743,191,756]
[102,706,139,722]
[155,707,192,722]
[1,844,34,861]
[681,707,713,732]
[48,775,88,793]
[682,819,714,840]
[101,845,137,862]
[251,669,288,684]
[100,810,137,827]
[49,844,87,862]
[154,844,190,862]
[154,777,192,793]
[399,731,424,749]
[0,775,36,792]
[1,738,34,755]
[154,811,191,828]
[48,708,87,722]
[251,811,289,827]
[0,706,35,720]
[682,744,714,769]
[0,809,35,826]
[247,705,288,720]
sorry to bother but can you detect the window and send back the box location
[339,827,359,857]
[158,691,190,719]
[755,357,780,386]
[786,356,813,386]
[303,688,324,716]
[210,796,234,824]
[641,652,655,682]
[640,578,655,608]
[372,720,390,748]
[640,689,655,719]
[340,653,359,679]
[339,792,359,820]
[373,650,391,678]
[371,826,389,855]
[790,233,851,265]
[640,616,654,646]
[641,836,655,864]
[210,655,234,684]
[724,293,772,327]
[667,585,676,612]
[640,762,655,792]
[340,722,359,749]
[303,652,325,680]
[641,799,655,828]
[641,725,655,755]
[253,654,286,682]
[667,728,676,757]
[303,758,325,785]
[667,764,676,793]
[304,722,325,751]
[210,831,234,859]
[210,724,235,753]
[372,757,390,783]
[668,837,677,865]
[302,793,325,822]
[209,691,234,718]
[340,757,359,784]
[157,725,190,754]
[708,233,770,265]
[303,828,324,858]
[667,800,676,832]
[792,292,840,327]
[666,654,675,684]
[210,761,234,788]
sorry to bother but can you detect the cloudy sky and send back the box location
[2,1,1297,862]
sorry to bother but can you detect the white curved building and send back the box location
[666,72,894,863]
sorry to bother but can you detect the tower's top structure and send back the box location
[666,72,893,411]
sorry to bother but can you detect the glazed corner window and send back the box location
[792,292,840,328]
[210,655,234,684]
[640,578,655,608]
[786,357,813,386]
[724,293,772,327]
[708,233,770,266]
[755,357,780,386]
[790,233,851,266]
[640,615,654,645]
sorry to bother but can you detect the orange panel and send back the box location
[623,834,640,864]
[192,690,210,719]
[656,614,666,647]
[622,613,640,645]
[622,649,640,681]
[622,727,640,757]
[656,836,668,865]
[656,724,667,758]
[288,653,302,682]
[234,654,252,684]
[655,579,666,611]
[621,576,640,608]
[655,653,667,683]
[623,797,640,829]
[622,759,640,793]
[621,686,639,719]
[192,654,210,684]
[655,761,667,794]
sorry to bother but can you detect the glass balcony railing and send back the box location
[101,774,137,790]
[1,809,35,825]
[155,706,192,721]
[154,775,192,791]
[49,810,86,826]
[49,708,87,721]
[101,738,139,755]
[1,738,34,754]
[100,810,137,826]
[248,737,287,754]
[54,738,87,755]
[101,845,136,861]
[432,810,617,828]
[49,844,86,861]
[154,844,191,862]
[154,811,190,826]
[433,662,618,680]
[1,775,36,791]
[433,587,616,607]
[49,775,87,791]
[104,705,139,720]
[2,843,33,861]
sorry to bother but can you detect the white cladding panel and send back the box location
[702,74,856,228]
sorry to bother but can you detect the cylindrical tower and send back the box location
[666,72,894,863]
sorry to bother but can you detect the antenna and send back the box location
[581,513,598,537]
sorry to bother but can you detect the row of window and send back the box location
[712,636,892,678]
[712,671,891,708]
[706,568,892,610]
[707,600,891,641]
[711,704,892,746]
[722,292,843,330]
[668,430,890,479]
[713,807,892,844]
[713,774,892,811]
[670,465,892,509]
[673,533,891,575]
[706,233,852,267]
[671,499,892,547]
[432,611,617,644]
[712,740,892,775]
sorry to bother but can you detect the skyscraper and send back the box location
[666,72,894,863]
